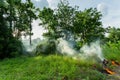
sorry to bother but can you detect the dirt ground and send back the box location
[107,66,120,80]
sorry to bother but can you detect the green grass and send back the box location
[1,42,120,80]
[0,55,107,80]
[102,43,120,61]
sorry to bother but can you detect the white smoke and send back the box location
[80,41,104,61]
[22,38,41,52]
[57,38,77,56]
[57,39,104,61]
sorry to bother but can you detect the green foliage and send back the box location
[56,0,78,40]
[7,38,23,57]
[0,0,38,58]
[0,55,107,80]
[74,8,105,45]
[75,68,106,80]
[39,0,78,41]
[0,0,40,58]
[106,27,120,43]
[39,0,105,49]
[39,7,61,40]
[34,40,56,55]
[0,37,23,59]
[0,3,22,59]
[103,41,120,61]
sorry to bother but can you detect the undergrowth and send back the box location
[103,41,120,61]
[0,55,107,80]
[0,42,120,80]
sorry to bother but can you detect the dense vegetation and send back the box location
[0,0,38,58]
[0,0,120,80]
[0,55,110,80]
[0,53,120,80]
[0,0,120,57]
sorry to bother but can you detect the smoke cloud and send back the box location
[57,38,77,56]
[22,38,41,52]
[57,39,104,61]
[80,41,104,61]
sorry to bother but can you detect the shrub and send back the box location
[34,40,56,55]
[102,41,120,61]
[0,37,23,59]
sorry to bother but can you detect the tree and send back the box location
[13,0,38,44]
[0,0,22,59]
[38,0,106,52]
[39,0,105,43]
[24,0,38,45]
[106,27,120,43]
[38,0,78,54]
[73,8,105,45]
[0,0,38,58]
[5,0,38,44]
[56,0,78,40]
[39,7,58,40]
[39,0,77,41]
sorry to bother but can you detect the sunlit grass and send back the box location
[0,42,120,80]
[0,55,107,80]
[102,44,120,61]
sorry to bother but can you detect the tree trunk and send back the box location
[29,16,32,45]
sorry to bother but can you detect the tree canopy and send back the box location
[0,0,38,58]
[0,0,120,58]
[39,0,105,46]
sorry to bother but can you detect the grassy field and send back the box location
[0,55,108,80]
[102,43,120,61]
[0,44,120,80]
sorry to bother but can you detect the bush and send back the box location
[34,40,56,55]
[0,37,23,59]
[7,38,23,57]
[102,41,120,61]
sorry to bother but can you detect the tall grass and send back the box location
[0,55,106,80]
[0,41,120,80]
[102,41,120,61]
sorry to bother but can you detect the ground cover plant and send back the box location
[0,55,106,80]
[0,51,120,80]
[103,41,120,61]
